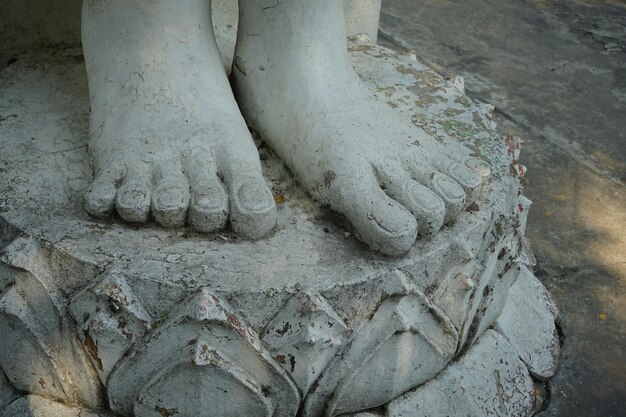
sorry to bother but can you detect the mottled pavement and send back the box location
[379,0,625,415]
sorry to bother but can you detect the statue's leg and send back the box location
[233,0,488,256]
[82,0,276,238]
[343,0,382,42]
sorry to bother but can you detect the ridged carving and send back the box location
[456,209,527,350]
[495,265,560,380]
[70,272,153,382]
[0,368,20,412]
[0,237,104,408]
[387,330,535,417]
[106,288,300,417]
[432,259,479,352]
[1,395,115,417]
[263,291,349,393]
[303,270,459,417]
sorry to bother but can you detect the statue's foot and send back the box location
[81,0,275,238]
[234,0,489,255]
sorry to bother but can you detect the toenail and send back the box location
[116,181,150,222]
[434,173,465,200]
[236,179,274,212]
[85,185,116,213]
[466,160,492,179]
[368,212,416,238]
[450,164,482,188]
[193,187,224,210]
[155,184,187,209]
[118,181,149,207]
[407,183,443,212]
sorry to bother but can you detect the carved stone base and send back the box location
[0,37,559,416]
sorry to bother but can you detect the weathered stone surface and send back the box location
[341,413,383,417]
[0,237,103,408]
[263,291,349,394]
[496,266,560,380]
[0,370,20,413]
[0,37,546,416]
[69,272,153,383]
[0,395,113,417]
[303,271,458,416]
[387,330,535,417]
[107,288,300,417]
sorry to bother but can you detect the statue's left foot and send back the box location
[233,0,489,255]
[81,0,276,239]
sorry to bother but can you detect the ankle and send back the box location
[235,0,350,73]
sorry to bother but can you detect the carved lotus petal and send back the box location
[135,339,274,417]
[0,238,104,408]
[263,291,348,393]
[303,270,458,417]
[107,288,300,417]
[70,271,153,382]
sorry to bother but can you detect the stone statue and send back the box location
[82,0,486,255]
[0,1,560,416]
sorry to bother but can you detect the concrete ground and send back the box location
[378,0,625,415]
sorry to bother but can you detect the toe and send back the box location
[426,172,466,223]
[116,178,151,223]
[189,178,228,233]
[464,157,492,194]
[436,159,486,200]
[186,149,228,233]
[213,128,277,239]
[376,163,446,237]
[152,165,190,228]
[187,157,228,233]
[227,173,276,239]
[84,172,119,218]
[337,171,418,256]
[386,179,446,237]
[404,158,466,224]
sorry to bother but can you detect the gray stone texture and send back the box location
[496,266,560,380]
[0,396,113,417]
[387,330,535,417]
[0,371,20,412]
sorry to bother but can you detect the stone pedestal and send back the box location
[0,37,559,417]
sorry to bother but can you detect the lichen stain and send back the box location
[227,313,247,338]
[83,332,103,370]
[117,321,134,340]
[155,405,178,417]
[276,321,291,336]
[324,170,337,188]
[289,354,296,373]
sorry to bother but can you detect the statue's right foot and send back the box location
[81,0,276,238]
[234,0,489,255]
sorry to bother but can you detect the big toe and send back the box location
[341,176,418,256]
[228,174,277,239]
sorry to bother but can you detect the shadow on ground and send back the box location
[379,0,625,415]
